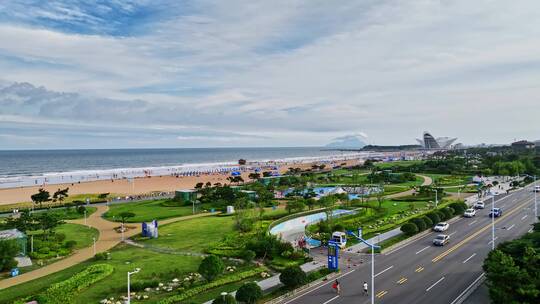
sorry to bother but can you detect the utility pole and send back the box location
[491,196,495,250]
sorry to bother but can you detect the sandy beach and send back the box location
[0,160,360,205]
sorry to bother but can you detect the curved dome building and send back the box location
[416,132,457,149]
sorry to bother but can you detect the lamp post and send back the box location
[84,210,87,227]
[92,237,96,255]
[127,268,141,304]
[346,230,379,304]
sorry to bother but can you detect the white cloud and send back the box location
[1,0,540,149]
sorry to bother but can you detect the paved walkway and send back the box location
[0,206,216,290]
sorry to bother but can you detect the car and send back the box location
[464,208,476,217]
[489,208,502,218]
[433,234,450,246]
[473,201,485,209]
[433,222,449,232]
[534,186,540,193]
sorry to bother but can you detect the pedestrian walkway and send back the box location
[0,206,216,290]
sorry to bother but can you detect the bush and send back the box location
[54,233,66,243]
[426,212,441,224]
[441,207,454,220]
[130,279,159,291]
[240,250,256,263]
[421,216,433,228]
[279,266,307,289]
[64,240,77,249]
[77,206,86,214]
[401,222,419,236]
[213,294,237,304]
[94,252,108,260]
[235,282,262,304]
[449,202,467,214]
[0,239,20,271]
[198,255,225,281]
[35,264,113,304]
[435,210,446,221]
[410,218,427,231]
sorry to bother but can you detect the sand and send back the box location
[0,160,360,205]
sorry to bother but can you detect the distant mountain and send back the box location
[325,135,366,149]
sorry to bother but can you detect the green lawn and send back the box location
[375,160,424,169]
[425,174,472,187]
[48,206,97,220]
[103,199,202,222]
[139,215,236,253]
[56,223,99,249]
[0,244,203,304]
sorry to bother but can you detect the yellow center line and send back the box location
[376,290,388,298]
[415,266,424,272]
[397,277,408,284]
[432,198,531,263]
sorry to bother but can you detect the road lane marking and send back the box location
[415,246,430,255]
[322,295,339,304]
[397,277,408,285]
[521,215,528,220]
[507,224,515,231]
[468,220,477,226]
[426,277,445,292]
[432,198,532,263]
[462,253,477,263]
[376,290,388,298]
[415,266,424,273]
[488,237,498,244]
[450,273,485,304]
[281,269,355,304]
[528,228,534,233]
[374,266,393,277]
[449,231,457,237]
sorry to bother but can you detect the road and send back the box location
[282,184,538,304]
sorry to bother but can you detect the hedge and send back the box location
[410,218,427,231]
[401,222,418,236]
[426,212,441,225]
[35,264,114,304]
[158,267,267,304]
[421,216,433,227]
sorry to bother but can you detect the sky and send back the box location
[0,0,539,150]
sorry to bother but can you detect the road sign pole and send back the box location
[371,245,375,304]
[491,196,495,250]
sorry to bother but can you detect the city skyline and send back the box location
[1,1,540,149]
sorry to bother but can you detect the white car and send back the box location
[433,222,449,232]
[474,201,485,209]
[464,208,476,218]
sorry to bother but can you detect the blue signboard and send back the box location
[327,241,339,271]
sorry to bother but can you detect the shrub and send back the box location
[235,282,262,304]
[76,206,86,214]
[401,222,418,236]
[441,207,454,220]
[435,210,446,221]
[426,212,441,224]
[130,279,159,291]
[279,266,307,289]
[240,250,256,263]
[421,216,433,227]
[54,233,66,243]
[64,240,77,249]
[198,255,225,281]
[38,246,50,254]
[449,202,467,214]
[0,239,19,271]
[35,264,113,304]
[94,252,108,260]
[410,218,427,231]
[213,294,237,304]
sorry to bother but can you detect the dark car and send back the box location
[489,208,502,218]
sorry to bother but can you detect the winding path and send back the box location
[0,205,215,290]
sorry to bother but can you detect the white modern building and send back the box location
[416,131,457,149]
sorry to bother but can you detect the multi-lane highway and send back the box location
[283,183,538,304]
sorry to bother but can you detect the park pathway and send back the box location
[0,205,216,290]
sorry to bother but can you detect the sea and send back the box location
[0,147,370,189]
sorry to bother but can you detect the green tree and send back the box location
[3,209,36,233]
[279,266,307,289]
[31,188,50,208]
[401,222,418,236]
[235,282,262,304]
[0,240,19,271]
[118,211,136,224]
[52,187,69,203]
[36,212,64,239]
[286,199,306,214]
[198,255,225,281]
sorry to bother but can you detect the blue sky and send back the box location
[1,0,540,149]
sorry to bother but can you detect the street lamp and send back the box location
[522,174,538,220]
[92,237,96,255]
[127,268,141,304]
[491,195,496,250]
[346,230,380,304]
[430,188,439,208]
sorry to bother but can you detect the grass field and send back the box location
[375,160,424,169]
[47,206,97,220]
[103,199,202,222]
[56,223,100,249]
[425,174,472,187]
[139,215,236,252]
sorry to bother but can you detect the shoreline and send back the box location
[0,159,363,205]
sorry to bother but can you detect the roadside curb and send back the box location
[450,273,486,304]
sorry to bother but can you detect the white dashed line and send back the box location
[416,246,430,255]
[468,220,477,226]
[521,215,528,220]
[507,224,515,231]
[488,237,499,244]
[375,266,394,277]
[322,295,339,304]
[426,277,445,292]
[463,253,477,263]
[449,231,457,237]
